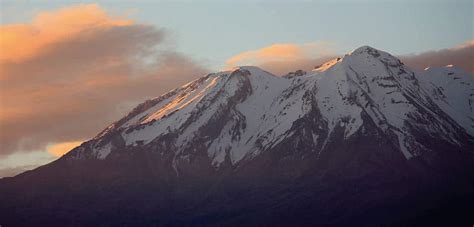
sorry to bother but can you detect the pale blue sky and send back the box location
[2,0,473,69]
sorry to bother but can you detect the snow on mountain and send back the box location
[318,46,467,158]
[417,66,474,135]
[66,46,473,166]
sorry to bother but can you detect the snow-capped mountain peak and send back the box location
[66,46,473,167]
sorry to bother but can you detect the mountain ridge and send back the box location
[63,45,472,165]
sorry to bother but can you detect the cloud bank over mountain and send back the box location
[400,40,474,74]
[0,4,207,159]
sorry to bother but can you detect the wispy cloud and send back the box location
[0,151,56,178]
[225,42,337,75]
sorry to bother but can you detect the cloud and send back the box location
[0,4,133,63]
[0,151,56,178]
[225,42,337,75]
[400,40,474,74]
[0,4,208,159]
[226,40,474,76]
[47,141,83,157]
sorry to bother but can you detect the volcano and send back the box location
[1,46,473,226]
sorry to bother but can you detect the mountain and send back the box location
[1,46,473,226]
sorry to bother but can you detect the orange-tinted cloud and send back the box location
[400,40,474,75]
[47,141,83,157]
[0,4,133,63]
[0,4,207,158]
[225,42,337,75]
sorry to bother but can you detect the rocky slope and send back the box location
[1,46,473,226]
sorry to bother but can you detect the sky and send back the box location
[0,0,473,177]
[3,0,473,69]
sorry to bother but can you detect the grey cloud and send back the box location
[399,42,474,74]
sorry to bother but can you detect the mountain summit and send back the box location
[1,46,473,226]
